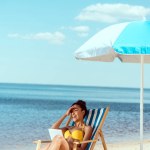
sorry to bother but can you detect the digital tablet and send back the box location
[48,129,63,140]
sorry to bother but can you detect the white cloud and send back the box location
[70,26,89,32]
[8,32,65,44]
[69,26,90,37]
[75,3,150,23]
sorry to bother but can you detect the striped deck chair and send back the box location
[34,107,109,150]
[70,107,109,150]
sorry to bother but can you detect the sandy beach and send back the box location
[32,140,150,150]
[95,140,150,150]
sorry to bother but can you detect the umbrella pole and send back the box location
[140,55,144,150]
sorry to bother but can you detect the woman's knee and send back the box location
[53,135,64,143]
[52,135,69,150]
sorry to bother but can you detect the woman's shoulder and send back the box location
[85,125,93,131]
[84,125,93,137]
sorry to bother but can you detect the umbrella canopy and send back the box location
[75,20,150,150]
[75,21,150,62]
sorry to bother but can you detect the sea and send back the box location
[0,83,150,150]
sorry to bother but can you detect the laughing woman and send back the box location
[43,100,92,150]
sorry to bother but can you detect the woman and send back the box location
[43,100,92,150]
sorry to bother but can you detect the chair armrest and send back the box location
[73,139,98,145]
[33,140,52,144]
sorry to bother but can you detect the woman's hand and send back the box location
[66,136,74,149]
[67,136,74,143]
[65,106,74,116]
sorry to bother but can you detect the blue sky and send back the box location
[0,0,150,88]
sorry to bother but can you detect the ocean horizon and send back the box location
[0,83,150,150]
[0,82,150,104]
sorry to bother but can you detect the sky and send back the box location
[0,0,150,88]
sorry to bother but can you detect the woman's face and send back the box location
[71,104,84,122]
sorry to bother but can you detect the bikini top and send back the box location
[64,129,84,142]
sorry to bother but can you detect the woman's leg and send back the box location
[49,135,69,150]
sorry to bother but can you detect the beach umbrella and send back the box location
[74,20,150,150]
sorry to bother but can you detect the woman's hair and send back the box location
[71,100,88,118]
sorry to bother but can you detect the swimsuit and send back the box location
[64,129,84,142]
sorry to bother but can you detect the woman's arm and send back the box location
[51,106,74,129]
[79,125,93,150]
[51,113,67,129]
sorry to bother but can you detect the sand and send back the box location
[32,140,150,150]
[95,140,150,150]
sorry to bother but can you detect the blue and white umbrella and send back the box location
[75,20,150,150]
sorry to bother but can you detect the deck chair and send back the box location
[33,107,109,150]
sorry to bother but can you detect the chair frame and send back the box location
[33,107,109,150]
